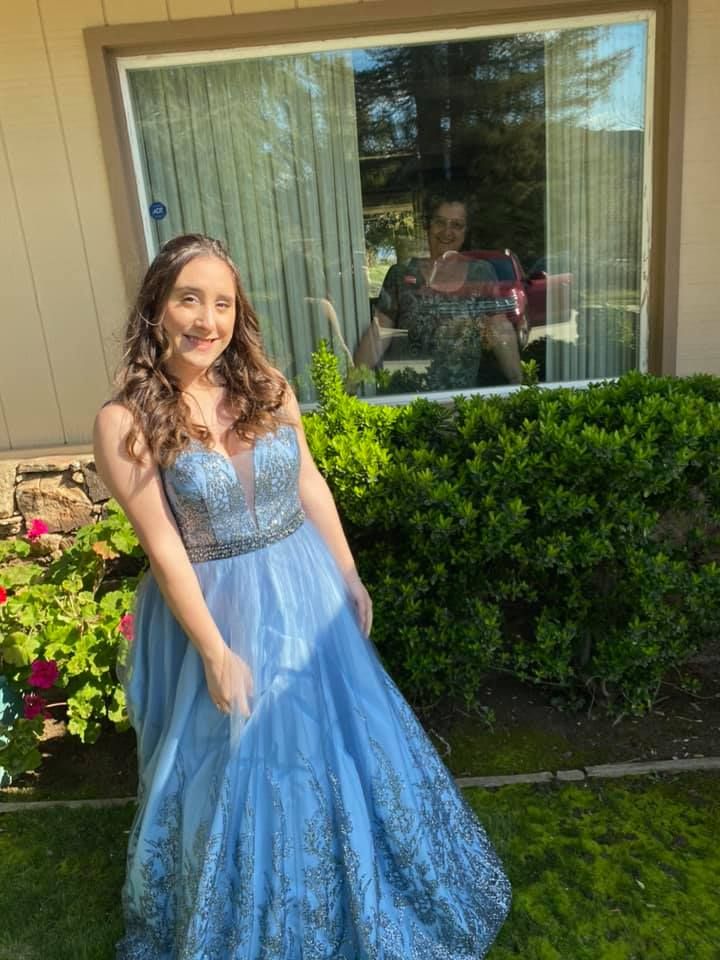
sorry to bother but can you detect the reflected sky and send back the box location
[352,20,648,134]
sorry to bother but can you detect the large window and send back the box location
[120,15,651,400]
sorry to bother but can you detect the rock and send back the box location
[15,475,93,533]
[81,462,110,504]
[556,768,586,781]
[16,457,73,475]
[72,471,84,484]
[0,463,16,518]
[455,771,553,789]
[29,533,64,559]
[0,515,22,537]
[586,756,720,779]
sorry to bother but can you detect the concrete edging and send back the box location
[455,755,720,789]
[1,756,720,813]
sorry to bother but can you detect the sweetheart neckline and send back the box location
[169,426,298,527]
[184,424,293,467]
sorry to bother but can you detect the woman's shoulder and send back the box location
[384,258,424,281]
[93,400,153,467]
[94,400,134,437]
[277,378,302,427]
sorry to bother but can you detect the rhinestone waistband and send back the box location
[186,509,305,563]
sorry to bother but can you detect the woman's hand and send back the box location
[203,645,254,717]
[345,571,373,636]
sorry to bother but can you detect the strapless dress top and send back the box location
[161,424,305,563]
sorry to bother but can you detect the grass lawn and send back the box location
[1,772,717,960]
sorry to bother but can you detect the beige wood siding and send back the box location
[170,0,233,18]
[0,0,118,449]
[0,102,64,448]
[675,0,720,375]
[104,0,170,23]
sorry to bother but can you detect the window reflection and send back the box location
[124,19,649,398]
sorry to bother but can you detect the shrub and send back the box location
[306,343,720,715]
[0,503,144,781]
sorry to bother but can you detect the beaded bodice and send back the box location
[161,424,304,562]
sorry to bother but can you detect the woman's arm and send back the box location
[487,315,523,385]
[93,403,252,714]
[353,309,396,369]
[283,391,373,636]
[353,264,401,370]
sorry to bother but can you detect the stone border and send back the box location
[0,455,109,539]
[2,756,719,813]
[455,755,720,789]
[0,796,136,814]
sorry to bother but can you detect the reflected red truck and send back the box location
[525,255,573,327]
[465,250,573,340]
[463,249,531,349]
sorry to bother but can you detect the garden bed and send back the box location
[3,643,718,805]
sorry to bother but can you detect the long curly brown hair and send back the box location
[114,234,288,466]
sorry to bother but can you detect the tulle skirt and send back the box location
[117,519,510,959]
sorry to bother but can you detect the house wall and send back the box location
[0,0,715,453]
[675,0,720,376]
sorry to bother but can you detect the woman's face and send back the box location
[428,202,467,259]
[160,255,237,383]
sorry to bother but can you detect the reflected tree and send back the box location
[354,29,629,267]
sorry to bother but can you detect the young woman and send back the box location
[94,233,510,959]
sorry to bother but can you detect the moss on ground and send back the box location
[1,774,717,959]
[431,722,595,777]
[470,772,720,959]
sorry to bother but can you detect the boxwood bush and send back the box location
[306,343,720,716]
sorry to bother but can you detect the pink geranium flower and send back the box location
[28,658,60,690]
[23,693,50,720]
[118,613,134,642]
[0,586,7,605]
[27,518,49,541]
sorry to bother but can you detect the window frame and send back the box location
[84,0,686,391]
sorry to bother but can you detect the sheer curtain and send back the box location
[544,25,647,382]
[128,52,368,398]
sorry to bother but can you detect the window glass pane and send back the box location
[123,17,650,399]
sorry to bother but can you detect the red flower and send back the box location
[28,659,59,689]
[23,693,50,720]
[118,613,134,642]
[27,518,49,541]
[0,586,7,605]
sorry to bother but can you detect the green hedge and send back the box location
[306,343,720,716]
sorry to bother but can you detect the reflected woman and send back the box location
[355,184,523,390]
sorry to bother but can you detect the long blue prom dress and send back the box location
[117,424,510,959]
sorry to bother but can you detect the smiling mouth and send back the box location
[184,335,217,349]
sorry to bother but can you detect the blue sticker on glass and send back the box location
[149,201,167,221]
